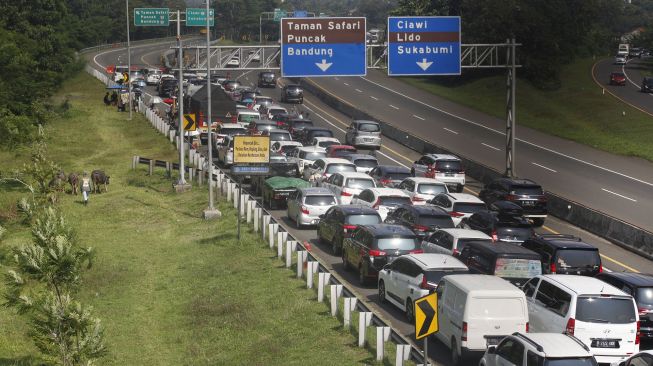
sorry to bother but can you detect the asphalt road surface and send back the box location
[593,55,653,116]
[87,43,653,365]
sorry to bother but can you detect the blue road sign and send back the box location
[293,10,308,18]
[387,16,461,76]
[280,17,367,77]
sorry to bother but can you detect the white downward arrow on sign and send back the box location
[315,59,333,72]
[416,58,433,71]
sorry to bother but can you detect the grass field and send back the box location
[400,57,653,162]
[0,72,391,365]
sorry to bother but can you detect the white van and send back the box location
[523,274,639,365]
[235,110,260,127]
[435,274,529,365]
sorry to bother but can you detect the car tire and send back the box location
[450,338,461,366]
[332,234,342,255]
[378,281,387,303]
[405,298,415,321]
[342,251,350,271]
[358,264,368,286]
[532,218,545,227]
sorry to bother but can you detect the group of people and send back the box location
[103,90,132,112]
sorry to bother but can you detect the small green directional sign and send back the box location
[134,8,169,26]
[186,8,214,27]
[273,8,288,22]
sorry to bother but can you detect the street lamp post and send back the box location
[203,0,220,219]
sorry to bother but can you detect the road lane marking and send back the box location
[355,88,363,93]
[357,76,653,188]
[370,96,379,100]
[601,188,637,202]
[531,162,557,173]
[389,104,399,110]
[443,127,458,135]
[542,225,639,273]
[343,82,349,86]
[481,143,500,151]
[334,77,339,80]
[412,114,425,120]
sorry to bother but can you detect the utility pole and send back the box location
[126,0,133,120]
[173,10,190,191]
[203,0,220,219]
[504,38,517,178]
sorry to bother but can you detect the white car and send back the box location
[411,154,466,192]
[235,110,260,127]
[427,193,487,226]
[146,69,162,85]
[378,253,468,321]
[611,350,653,366]
[523,275,640,365]
[217,135,237,166]
[267,104,287,119]
[288,146,327,175]
[320,172,377,205]
[615,55,627,65]
[397,177,449,205]
[227,56,240,67]
[350,188,412,220]
[421,228,492,256]
[302,158,357,185]
[213,123,247,148]
[287,187,337,228]
[311,136,341,149]
[343,154,379,173]
[271,140,303,155]
[480,332,596,366]
[253,96,273,111]
[248,49,261,62]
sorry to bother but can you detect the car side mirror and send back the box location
[486,346,496,354]
[319,214,325,219]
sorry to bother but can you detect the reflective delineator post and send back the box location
[343,297,358,329]
[296,250,307,278]
[395,344,412,366]
[285,240,294,268]
[358,312,373,347]
[330,284,343,316]
[376,326,391,361]
[317,273,331,302]
[306,261,318,289]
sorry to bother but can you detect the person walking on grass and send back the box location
[80,171,91,206]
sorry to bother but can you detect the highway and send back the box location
[87,43,653,365]
[593,55,653,116]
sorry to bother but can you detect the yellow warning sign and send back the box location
[183,114,197,131]
[233,135,270,164]
[414,293,438,340]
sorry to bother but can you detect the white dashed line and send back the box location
[443,127,458,135]
[601,188,637,202]
[355,88,363,93]
[481,143,500,151]
[412,115,425,120]
[334,77,339,80]
[389,105,399,110]
[531,162,557,173]
[370,96,379,100]
[343,82,349,86]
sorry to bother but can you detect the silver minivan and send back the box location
[345,120,382,150]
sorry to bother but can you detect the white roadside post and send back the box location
[376,327,391,361]
[395,344,412,366]
[317,273,331,302]
[254,207,261,232]
[262,215,270,239]
[306,261,319,289]
[358,312,373,347]
[343,297,358,329]
[285,240,294,268]
[330,284,343,316]
[296,250,307,278]
[277,231,287,258]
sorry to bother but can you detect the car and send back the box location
[630,48,642,58]
[325,145,357,158]
[287,187,337,229]
[342,153,379,173]
[368,165,412,188]
[459,201,535,244]
[235,110,261,127]
[270,140,303,155]
[298,126,334,145]
[286,118,314,139]
[427,193,487,226]
[320,172,377,205]
[344,120,382,150]
[266,105,288,120]
[281,84,303,103]
[247,119,277,135]
[641,77,653,93]
[610,72,627,86]
[303,158,357,185]
[226,56,240,67]
[249,154,300,195]
[478,177,548,226]
[287,146,327,174]
[411,154,466,192]
[271,112,298,129]
[261,128,293,142]
[252,96,273,111]
[349,187,412,220]
[213,123,247,149]
[615,55,627,65]
[521,234,602,276]
[217,135,238,166]
[397,177,449,205]
[146,68,162,85]
[158,78,178,97]
[479,332,596,366]
[341,224,422,285]
[378,254,468,320]
[595,272,653,340]
[222,80,241,92]
[458,241,542,287]
[310,136,341,149]
[522,275,640,364]
[384,204,454,240]
[421,228,492,256]
[612,351,653,366]
[257,71,276,87]
[317,205,382,255]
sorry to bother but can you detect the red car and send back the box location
[325,145,357,158]
[610,72,626,86]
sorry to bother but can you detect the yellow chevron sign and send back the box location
[414,293,438,339]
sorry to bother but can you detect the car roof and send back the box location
[406,177,447,184]
[542,275,629,296]
[464,241,540,256]
[267,128,290,134]
[303,126,331,131]
[346,154,378,161]
[219,123,244,129]
[353,120,379,125]
[444,274,522,293]
[532,235,597,249]
[377,165,411,173]
[336,204,380,216]
[319,158,353,164]
[299,187,333,195]
[237,110,259,115]
[598,272,653,287]
[398,204,449,216]
[425,153,460,161]
[443,193,485,203]
[404,253,467,270]
[329,144,356,150]
[335,171,375,179]
[276,141,303,146]
[495,177,540,186]
[513,333,593,358]
[251,119,276,125]
[298,146,326,152]
[314,136,339,141]
[362,224,415,236]
[436,228,492,240]
[367,188,408,196]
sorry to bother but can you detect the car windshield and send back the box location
[379,196,411,207]
[304,195,336,206]
[637,287,653,307]
[261,73,274,78]
[543,358,598,366]
[293,121,313,129]
[318,141,338,148]
[385,172,411,181]
[576,296,636,324]
[346,214,381,225]
[326,164,356,174]
[354,159,378,168]
[375,237,418,251]
[457,238,492,250]
[220,128,246,136]
[424,269,469,285]
[555,249,600,268]
[453,202,487,214]
[310,131,333,138]
[435,160,463,172]
[418,215,455,228]
[269,108,285,115]
[417,183,447,195]
[345,178,376,189]
[300,151,326,160]
[358,123,380,132]
[511,186,543,195]
[494,258,542,278]
[270,132,291,141]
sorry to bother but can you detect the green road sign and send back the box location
[273,9,288,22]
[186,8,214,27]
[134,8,169,26]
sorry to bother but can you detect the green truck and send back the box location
[261,176,310,210]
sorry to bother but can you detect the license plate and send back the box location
[591,339,619,348]
[445,173,454,177]
[364,138,375,142]
[522,200,536,207]
[485,336,503,346]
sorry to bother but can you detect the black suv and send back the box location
[479,178,548,226]
[257,71,276,88]
[384,204,454,240]
[317,205,382,255]
[158,78,178,97]
[642,77,653,93]
[286,119,314,140]
[460,201,535,244]
[281,84,303,103]
[459,241,542,287]
[595,272,653,339]
[521,234,602,276]
[298,126,334,145]
[342,224,421,285]
[368,165,412,188]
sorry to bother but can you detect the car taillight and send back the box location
[491,230,498,242]
[343,224,357,234]
[372,198,381,209]
[412,224,430,232]
[410,249,424,254]
[598,264,603,273]
[379,178,391,186]
[505,194,519,201]
[565,318,575,335]
[639,307,650,316]
[341,190,353,196]
[420,275,434,290]
[300,205,309,214]
[368,249,386,257]
[461,322,468,341]
[550,263,557,273]
[411,196,425,202]
[526,322,529,333]
[449,211,464,218]
[636,321,641,345]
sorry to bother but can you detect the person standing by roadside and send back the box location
[80,171,91,205]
